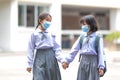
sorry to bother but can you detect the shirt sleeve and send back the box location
[52,34,63,63]
[63,36,81,64]
[98,37,105,69]
[27,33,35,68]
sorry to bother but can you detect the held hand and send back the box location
[62,62,69,70]
[26,67,32,73]
[98,68,104,76]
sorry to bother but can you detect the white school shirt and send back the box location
[27,29,63,68]
[62,32,105,69]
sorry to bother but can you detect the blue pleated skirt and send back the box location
[77,54,100,80]
[33,48,61,80]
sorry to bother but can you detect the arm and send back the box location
[63,36,81,64]
[98,37,105,69]
[52,34,63,63]
[27,33,35,68]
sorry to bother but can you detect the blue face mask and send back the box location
[81,25,90,32]
[42,21,51,30]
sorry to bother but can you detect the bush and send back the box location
[105,31,120,51]
[105,31,120,42]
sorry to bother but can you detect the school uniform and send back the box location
[27,29,62,80]
[63,32,105,80]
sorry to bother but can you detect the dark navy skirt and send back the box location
[77,54,100,80]
[33,48,61,80]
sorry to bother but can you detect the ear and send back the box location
[39,19,43,24]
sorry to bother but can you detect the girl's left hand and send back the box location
[26,67,32,73]
[62,62,69,69]
[98,68,104,76]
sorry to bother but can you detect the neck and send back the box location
[39,26,45,31]
[87,31,93,35]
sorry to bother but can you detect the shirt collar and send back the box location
[35,28,48,33]
[84,32,97,37]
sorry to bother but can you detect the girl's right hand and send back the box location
[62,62,69,69]
[98,68,104,76]
[26,67,32,73]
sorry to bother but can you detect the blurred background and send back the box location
[0,0,120,80]
[0,0,120,51]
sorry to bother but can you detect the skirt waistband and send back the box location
[37,47,53,51]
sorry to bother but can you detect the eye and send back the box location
[81,24,86,26]
[45,16,52,22]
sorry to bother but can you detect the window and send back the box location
[95,13,109,30]
[18,5,25,26]
[18,5,50,27]
[62,5,110,30]
[27,6,34,27]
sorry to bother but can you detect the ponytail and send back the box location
[35,24,39,30]
[35,19,40,30]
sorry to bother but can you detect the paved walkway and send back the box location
[0,49,120,80]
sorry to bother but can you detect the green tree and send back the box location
[105,31,120,42]
[105,31,120,50]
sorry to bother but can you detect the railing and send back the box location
[62,30,111,36]
[61,30,112,48]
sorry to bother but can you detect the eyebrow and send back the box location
[45,17,52,21]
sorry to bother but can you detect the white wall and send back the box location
[1,0,120,51]
[0,1,11,51]
[10,0,20,51]
[114,9,120,30]
[18,0,53,4]
[62,0,120,8]
[110,9,120,31]
[49,0,62,45]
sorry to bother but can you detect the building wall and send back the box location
[0,0,120,51]
[110,9,120,30]
[62,0,120,8]
[0,1,11,51]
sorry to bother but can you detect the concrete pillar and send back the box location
[49,0,62,45]
[115,9,120,31]
[0,1,11,51]
[9,0,18,51]
[110,9,120,31]
[0,0,18,52]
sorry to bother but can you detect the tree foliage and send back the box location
[105,31,120,42]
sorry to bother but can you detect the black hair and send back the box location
[80,14,99,32]
[35,12,52,29]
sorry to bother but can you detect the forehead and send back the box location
[45,15,52,21]
[81,20,87,25]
